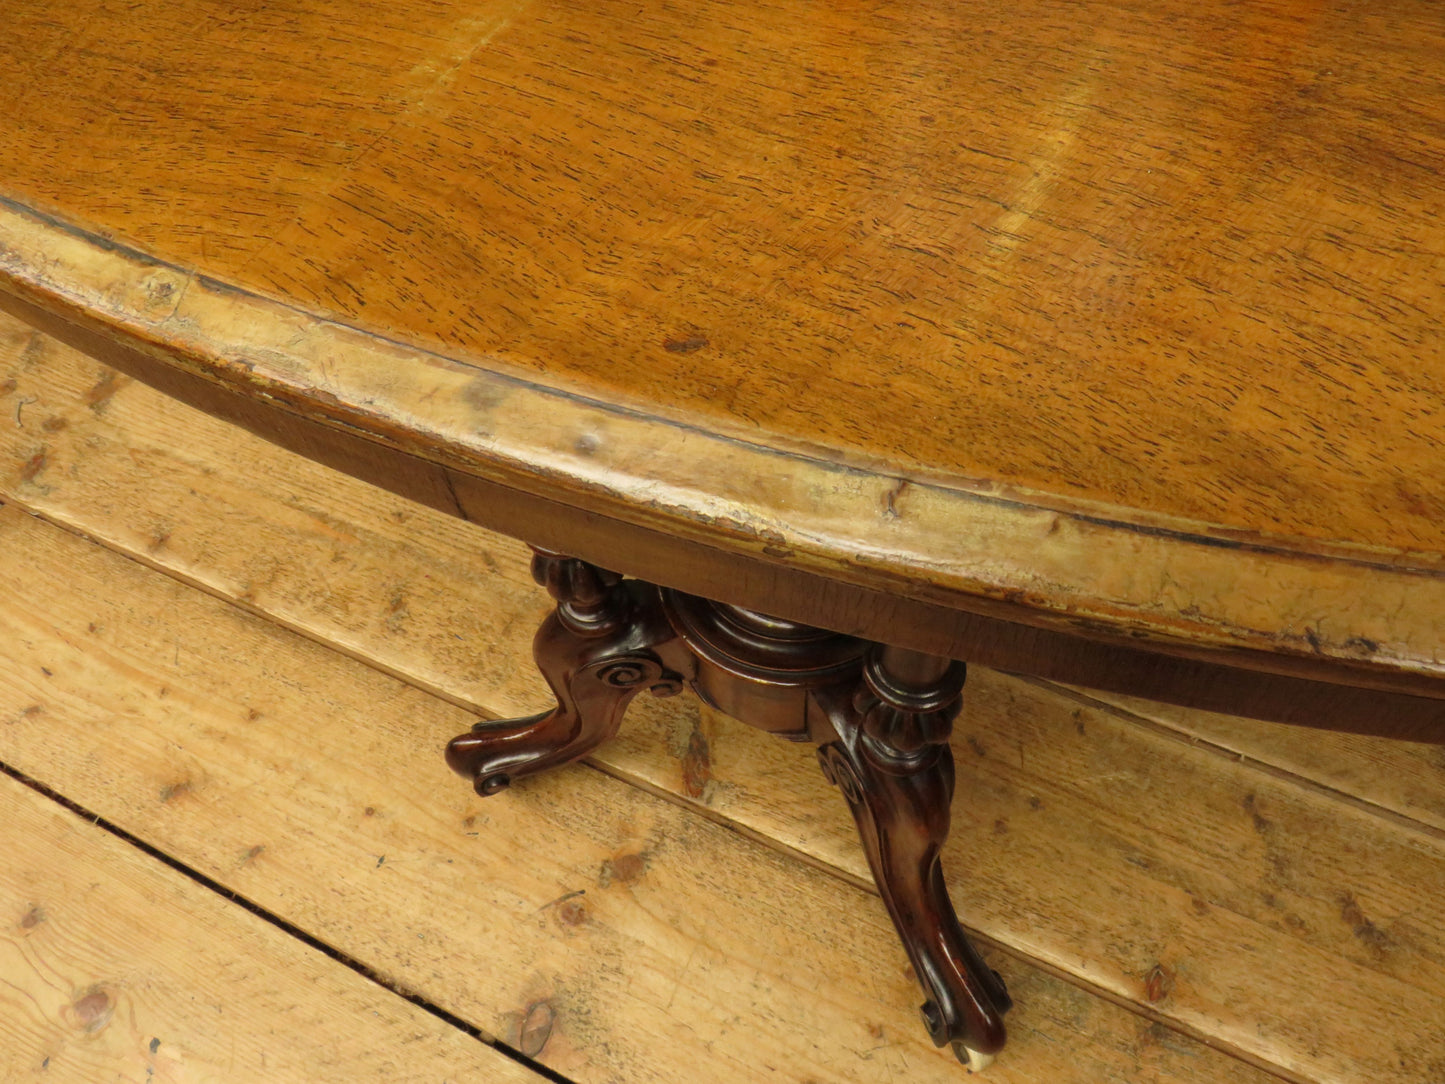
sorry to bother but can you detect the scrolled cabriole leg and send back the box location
[445,548,688,796]
[447,560,1008,1070]
[812,645,1011,1070]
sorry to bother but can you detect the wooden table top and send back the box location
[2,0,1444,721]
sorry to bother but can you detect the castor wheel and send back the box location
[921,999,1003,1072]
[954,1042,996,1072]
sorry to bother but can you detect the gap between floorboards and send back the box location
[0,756,579,1084]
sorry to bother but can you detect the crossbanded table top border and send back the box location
[3,195,1443,701]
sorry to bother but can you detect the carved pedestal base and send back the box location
[447,549,1012,1069]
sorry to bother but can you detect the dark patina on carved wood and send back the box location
[446,548,1011,1069]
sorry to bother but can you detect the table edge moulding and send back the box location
[3,201,1443,729]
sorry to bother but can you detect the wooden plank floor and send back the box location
[3,314,1444,1082]
[0,771,545,1083]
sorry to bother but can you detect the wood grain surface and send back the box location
[1,0,1444,708]
[6,323,1445,1083]
[0,773,545,1083]
[2,0,1443,553]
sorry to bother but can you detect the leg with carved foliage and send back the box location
[812,646,1011,1070]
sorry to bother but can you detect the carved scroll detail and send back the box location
[445,550,685,796]
[814,647,1011,1067]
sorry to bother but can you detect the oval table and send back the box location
[3,0,1443,1068]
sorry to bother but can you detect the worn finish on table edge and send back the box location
[2,199,1443,736]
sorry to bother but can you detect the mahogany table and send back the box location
[3,0,1443,1068]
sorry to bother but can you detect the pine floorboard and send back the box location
[0,767,548,1084]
